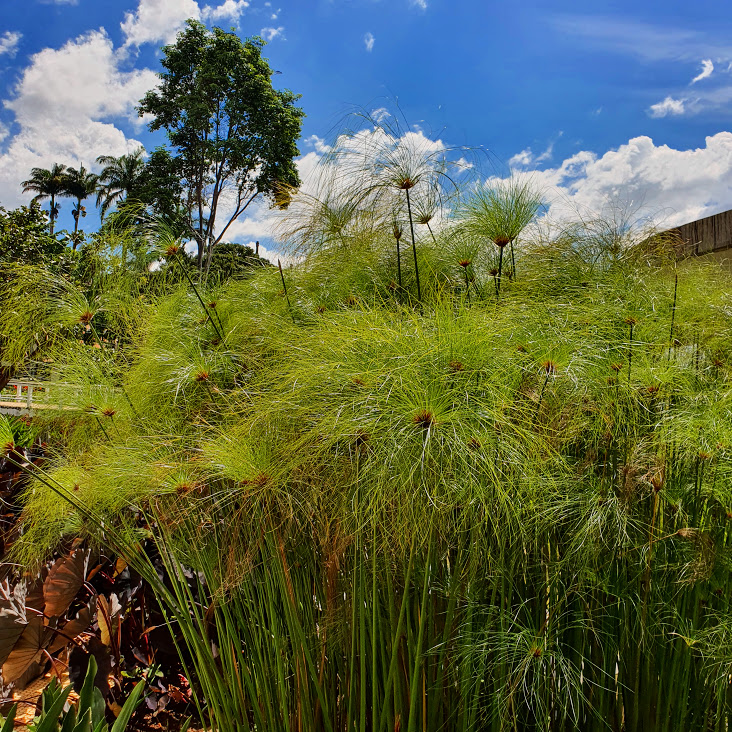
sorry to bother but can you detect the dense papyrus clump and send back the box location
[4,153,732,730]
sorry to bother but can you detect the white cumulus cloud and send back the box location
[0,31,22,58]
[364,32,375,52]
[202,0,249,22]
[515,132,732,229]
[691,58,714,83]
[509,149,533,168]
[509,136,561,168]
[260,26,284,41]
[122,0,202,47]
[410,0,427,8]
[122,0,252,48]
[0,30,154,209]
[648,96,687,118]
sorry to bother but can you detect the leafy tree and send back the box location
[0,204,67,390]
[0,203,64,266]
[62,164,99,240]
[131,147,185,225]
[204,241,270,281]
[138,20,304,270]
[95,148,146,220]
[21,163,67,235]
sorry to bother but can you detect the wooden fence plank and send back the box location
[669,209,732,256]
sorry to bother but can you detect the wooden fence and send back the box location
[668,208,732,257]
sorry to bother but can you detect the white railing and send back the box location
[0,379,64,413]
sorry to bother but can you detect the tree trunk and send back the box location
[73,198,80,236]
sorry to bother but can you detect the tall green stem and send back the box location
[405,187,421,301]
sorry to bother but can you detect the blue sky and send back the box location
[2,0,732,256]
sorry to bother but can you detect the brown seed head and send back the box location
[517,345,527,353]
[624,316,637,326]
[207,301,217,309]
[449,360,464,372]
[175,482,195,495]
[194,370,210,382]
[101,407,116,418]
[713,359,724,368]
[494,236,511,248]
[489,268,499,276]
[316,305,326,314]
[607,377,618,386]
[164,244,180,258]
[468,437,481,451]
[532,647,542,658]
[413,409,436,429]
[698,451,712,461]
[542,360,557,375]
[647,385,660,395]
[252,472,270,488]
[458,259,471,268]
[398,177,416,190]
[79,310,94,325]
[610,362,623,373]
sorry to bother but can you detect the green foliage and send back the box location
[138,19,304,268]
[131,147,184,223]
[7,125,732,731]
[0,655,146,732]
[95,149,146,221]
[0,414,36,450]
[21,163,67,236]
[62,165,99,239]
[9,239,732,730]
[0,204,64,266]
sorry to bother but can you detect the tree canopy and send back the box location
[138,20,304,269]
[21,163,67,236]
[0,204,64,267]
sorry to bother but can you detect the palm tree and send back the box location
[95,148,146,220]
[21,163,67,236]
[62,165,99,242]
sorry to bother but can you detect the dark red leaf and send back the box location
[43,550,88,618]
[48,604,94,654]
[2,615,51,682]
[0,605,25,668]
